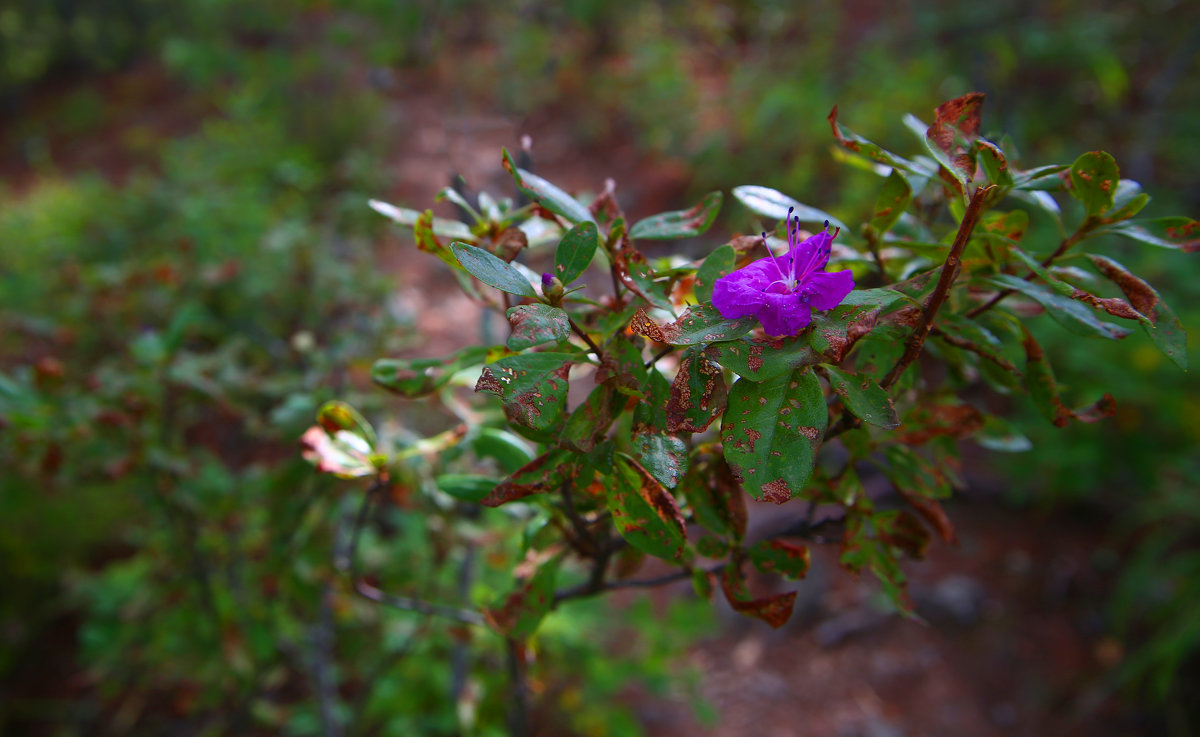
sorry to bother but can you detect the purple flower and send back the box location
[711,210,855,336]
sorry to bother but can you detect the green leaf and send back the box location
[841,511,913,613]
[471,428,536,474]
[1011,164,1069,190]
[484,554,561,638]
[505,303,571,350]
[631,432,689,489]
[694,244,736,303]
[988,274,1132,340]
[1088,255,1188,370]
[372,346,492,398]
[1098,217,1200,252]
[869,170,912,235]
[436,474,500,503]
[451,242,537,297]
[502,148,594,224]
[553,220,599,284]
[828,105,924,175]
[1068,150,1120,218]
[608,454,688,560]
[721,369,827,503]
[630,191,723,240]
[973,415,1032,452]
[820,365,900,428]
[1100,180,1150,224]
[481,448,578,507]
[659,303,756,346]
[747,539,810,580]
[731,185,848,233]
[369,199,475,241]
[705,334,820,382]
[477,353,574,434]
[435,186,483,224]
[666,346,727,433]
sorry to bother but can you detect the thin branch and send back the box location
[340,479,486,626]
[506,638,530,737]
[568,317,603,358]
[881,185,993,390]
[644,345,675,369]
[930,326,1020,374]
[966,219,1093,319]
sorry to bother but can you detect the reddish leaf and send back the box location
[746,540,811,580]
[666,346,727,433]
[719,565,796,629]
[481,449,577,507]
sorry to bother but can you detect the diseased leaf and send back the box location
[695,244,736,303]
[479,353,574,435]
[632,432,689,489]
[721,368,827,504]
[1068,150,1119,218]
[413,210,463,268]
[506,303,571,350]
[731,185,849,233]
[924,92,985,185]
[484,554,561,638]
[975,139,1013,187]
[301,401,380,478]
[820,364,900,428]
[482,448,578,507]
[553,220,599,284]
[502,148,594,224]
[747,539,810,580]
[666,346,728,433]
[1021,329,1116,427]
[1087,255,1188,370]
[720,565,797,628]
[561,383,620,453]
[630,191,723,240]
[988,274,1132,340]
[658,303,756,346]
[680,444,747,542]
[1099,217,1200,252]
[608,454,688,561]
[451,242,537,297]
[705,334,820,382]
[841,511,913,614]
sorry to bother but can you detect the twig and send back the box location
[340,479,486,626]
[881,185,993,390]
[644,345,675,369]
[568,317,603,358]
[930,326,1020,374]
[313,584,344,737]
[966,219,1093,319]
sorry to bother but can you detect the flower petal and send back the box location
[712,272,767,319]
[756,292,813,336]
[801,269,856,311]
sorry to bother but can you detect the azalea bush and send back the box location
[310,92,1196,729]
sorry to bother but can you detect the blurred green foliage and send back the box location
[1,0,1197,734]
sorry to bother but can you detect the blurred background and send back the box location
[1,1,1198,735]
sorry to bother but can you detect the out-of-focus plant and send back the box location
[317,92,1195,732]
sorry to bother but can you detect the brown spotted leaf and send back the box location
[666,345,728,433]
[746,540,810,580]
[607,454,687,561]
[481,448,578,507]
[925,92,985,185]
[680,444,748,542]
[721,368,827,504]
[1021,329,1116,427]
[1088,254,1188,370]
[484,554,562,638]
[719,565,797,629]
[658,303,756,346]
[482,353,574,436]
[629,308,666,343]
